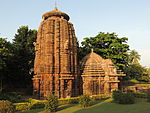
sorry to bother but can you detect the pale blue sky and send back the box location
[0,0,150,67]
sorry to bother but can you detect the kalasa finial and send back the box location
[54,0,58,11]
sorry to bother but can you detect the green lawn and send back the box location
[16,98,150,113]
[16,108,43,113]
[74,99,150,113]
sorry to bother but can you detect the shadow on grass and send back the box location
[90,98,108,106]
[15,108,44,113]
[57,104,77,111]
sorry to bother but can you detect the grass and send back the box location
[123,79,150,86]
[15,98,150,113]
[135,83,150,86]
[16,108,43,113]
[74,98,150,113]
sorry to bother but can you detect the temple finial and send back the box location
[54,0,58,10]
[91,48,94,53]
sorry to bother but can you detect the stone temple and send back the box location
[33,8,125,98]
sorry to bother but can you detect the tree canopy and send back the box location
[128,50,141,65]
[12,26,37,89]
[0,26,37,92]
[79,32,130,70]
[124,64,144,80]
[0,38,13,92]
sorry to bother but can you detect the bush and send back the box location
[14,99,46,111]
[79,94,91,108]
[14,102,30,111]
[68,97,79,104]
[27,98,46,109]
[90,94,110,101]
[30,102,45,109]
[130,79,140,84]
[0,100,15,113]
[139,76,150,82]
[0,92,22,103]
[45,94,59,112]
[90,95,102,101]
[112,90,135,104]
[135,93,147,98]
[59,97,79,105]
[112,90,123,103]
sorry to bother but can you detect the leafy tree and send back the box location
[79,32,129,70]
[128,50,141,64]
[0,38,13,92]
[124,64,145,80]
[11,26,37,89]
[124,50,150,81]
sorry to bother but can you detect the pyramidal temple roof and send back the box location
[81,50,103,67]
[80,50,105,76]
[42,7,70,21]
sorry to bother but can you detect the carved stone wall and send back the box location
[33,8,79,98]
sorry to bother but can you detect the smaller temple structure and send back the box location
[80,50,125,95]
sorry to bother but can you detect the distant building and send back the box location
[33,8,125,98]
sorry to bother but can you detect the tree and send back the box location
[79,32,130,70]
[124,64,145,80]
[0,38,13,92]
[11,26,37,89]
[128,50,141,65]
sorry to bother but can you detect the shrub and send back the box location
[68,97,79,104]
[59,97,79,105]
[90,95,102,101]
[130,79,140,84]
[90,94,110,101]
[0,100,15,113]
[112,90,135,104]
[14,99,46,111]
[79,94,91,108]
[58,99,68,105]
[139,76,150,82]
[135,93,147,98]
[45,94,59,112]
[112,90,123,103]
[30,102,45,109]
[14,102,30,111]
[0,92,22,103]
[27,98,46,109]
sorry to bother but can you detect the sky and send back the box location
[0,0,150,67]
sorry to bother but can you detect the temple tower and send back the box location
[33,8,79,98]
